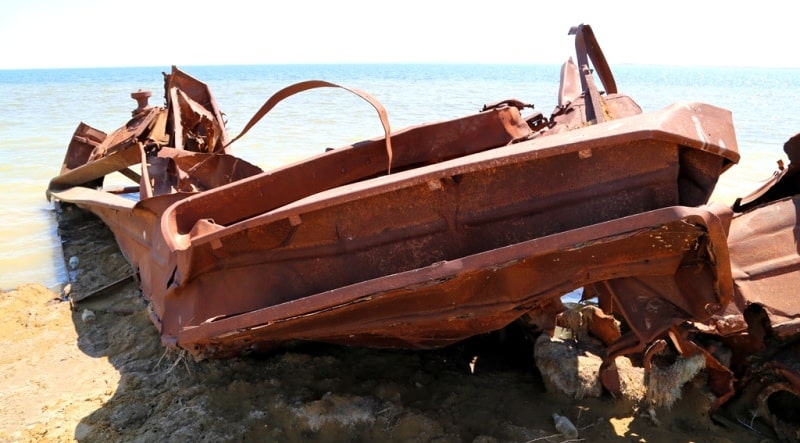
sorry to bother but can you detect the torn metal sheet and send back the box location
[700,132,800,342]
[706,134,800,434]
[727,133,800,339]
[176,205,732,359]
[728,195,800,337]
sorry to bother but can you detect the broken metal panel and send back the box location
[47,109,161,193]
[89,107,161,161]
[48,138,143,194]
[59,122,106,175]
[173,205,732,359]
[549,92,643,134]
[728,193,800,338]
[167,151,263,192]
[165,106,532,236]
[48,66,247,199]
[704,132,800,340]
[164,65,230,152]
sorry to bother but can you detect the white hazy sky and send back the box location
[0,0,796,69]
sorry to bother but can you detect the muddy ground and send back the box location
[0,205,777,442]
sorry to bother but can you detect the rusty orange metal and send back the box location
[685,134,800,433]
[699,133,800,352]
[175,204,734,359]
[47,25,740,363]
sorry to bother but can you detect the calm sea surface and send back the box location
[1,63,799,290]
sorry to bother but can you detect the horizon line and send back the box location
[3,60,800,72]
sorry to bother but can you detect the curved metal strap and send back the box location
[570,24,618,94]
[225,80,394,173]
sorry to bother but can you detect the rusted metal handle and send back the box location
[225,80,394,173]
[569,24,617,95]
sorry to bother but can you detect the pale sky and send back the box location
[0,0,796,69]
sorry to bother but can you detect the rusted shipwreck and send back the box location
[50,22,800,431]
[48,24,741,366]
[48,23,800,436]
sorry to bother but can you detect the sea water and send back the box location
[1,63,798,290]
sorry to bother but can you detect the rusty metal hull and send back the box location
[155,102,737,357]
[173,205,732,359]
[47,25,741,363]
